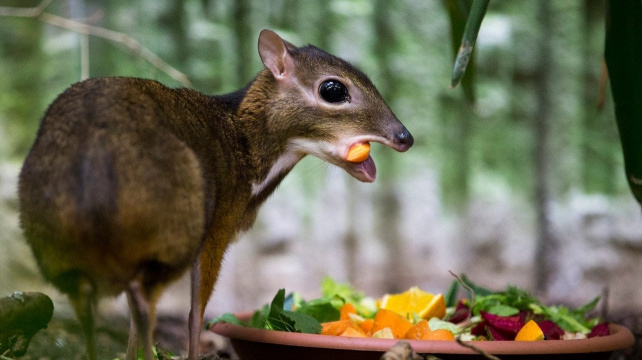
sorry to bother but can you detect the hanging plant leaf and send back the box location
[604,0,642,204]
[450,0,490,90]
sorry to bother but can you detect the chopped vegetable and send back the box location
[421,329,456,341]
[447,300,470,324]
[480,311,526,340]
[588,323,611,338]
[370,308,414,339]
[405,319,431,340]
[321,319,356,336]
[340,326,367,337]
[427,317,463,336]
[339,303,357,320]
[359,318,374,334]
[538,320,565,340]
[346,142,370,163]
[515,320,545,341]
[372,327,394,339]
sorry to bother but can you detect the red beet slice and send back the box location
[538,320,565,340]
[588,322,610,338]
[470,321,487,336]
[486,324,514,340]
[480,311,527,340]
[448,300,470,324]
[481,311,526,333]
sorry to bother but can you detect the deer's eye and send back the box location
[319,80,349,103]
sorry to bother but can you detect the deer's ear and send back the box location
[258,29,296,80]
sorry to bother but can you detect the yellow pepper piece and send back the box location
[515,320,545,341]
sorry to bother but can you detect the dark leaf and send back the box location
[445,279,460,308]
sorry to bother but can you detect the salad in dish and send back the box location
[208,275,609,341]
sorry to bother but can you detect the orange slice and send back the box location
[346,142,370,162]
[515,320,545,341]
[379,287,447,320]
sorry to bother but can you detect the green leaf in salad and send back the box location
[445,279,460,307]
[320,276,376,318]
[279,310,323,333]
[321,276,363,301]
[295,297,340,323]
[428,317,464,336]
[535,297,600,333]
[250,303,270,328]
[262,289,322,333]
[485,304,519,317]
[206,312,245,328]
[459,274,495,297]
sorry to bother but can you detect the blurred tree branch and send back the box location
[0,0,191,87]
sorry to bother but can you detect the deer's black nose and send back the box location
[395,128,414,151]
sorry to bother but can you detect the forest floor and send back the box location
[20,314,234,360]
[18,310,642,360]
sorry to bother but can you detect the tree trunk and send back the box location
[533,1,559,295]
[373,0,406,293]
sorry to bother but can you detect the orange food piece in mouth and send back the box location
[346,142,371,163]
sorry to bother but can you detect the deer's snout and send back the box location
[394,128,413,151]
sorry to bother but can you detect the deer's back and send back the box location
[19,78,208,296]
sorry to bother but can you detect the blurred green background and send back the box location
[1,0,640,332]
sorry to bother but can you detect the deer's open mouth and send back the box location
[287,134,411,184]
[340,136,409,183]
[346,154,377,182]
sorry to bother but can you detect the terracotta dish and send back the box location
[210,313,634,360]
